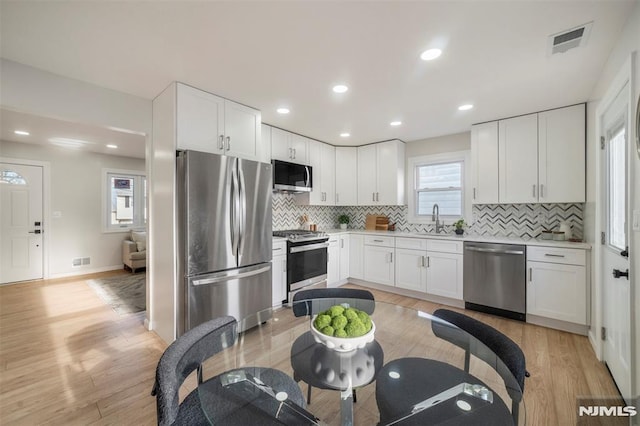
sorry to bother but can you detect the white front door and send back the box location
[0,163,44,284]
[601,83,632,400]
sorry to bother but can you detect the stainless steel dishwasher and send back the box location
[463,241,526,321]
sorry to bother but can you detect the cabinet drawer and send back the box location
[272,240,286,254]
[396,237,427,250]
[426,239,463,254]
[527,246,586,266]
[364,235,395,247]
[328,237,339,247]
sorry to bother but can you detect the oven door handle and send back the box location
[289,242,330,253]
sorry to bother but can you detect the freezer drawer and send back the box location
[186,263,273,334]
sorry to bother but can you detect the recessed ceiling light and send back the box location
[106,144,118,149]
[458,104,474,111]
[14,130,30,136]
[276,107,290,114]
[390,121,402,126]
[340,132,350,137]
[420,48,442,61]
[333,84,349,94]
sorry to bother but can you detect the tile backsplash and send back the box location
[272,193,584,240]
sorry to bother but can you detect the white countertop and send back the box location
[321,228,591,250]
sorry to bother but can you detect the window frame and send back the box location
[407,151,472,225]
[102,168,147,233]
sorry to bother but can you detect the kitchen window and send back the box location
[407,151,471,224]
[103,169,147,232]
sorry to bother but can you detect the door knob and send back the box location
[612,269,629,279]
[620,247,629,258]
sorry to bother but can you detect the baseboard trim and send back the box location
[346,278,464,309]
[48,265,124,279]
[526,314,589,335]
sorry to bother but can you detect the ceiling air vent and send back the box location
[548,22,592,55]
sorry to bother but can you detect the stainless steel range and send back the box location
[273,230,329,301]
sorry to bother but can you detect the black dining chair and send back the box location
[291,287,375,404]
[151,316,306,426]
[430,309,529,425]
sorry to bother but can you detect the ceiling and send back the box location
[0,108,146,159]
[0,1,636,147]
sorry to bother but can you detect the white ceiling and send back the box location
[0,1,636,147]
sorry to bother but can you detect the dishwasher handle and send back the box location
[465,246,524,255]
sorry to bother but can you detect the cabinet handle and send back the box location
[273,247,282,251]
[340,239,344,249]
[293,148,296,159]
[373,239,384,242]
[473,188,476,200]
[529,267,532,282]
[389,252,393,263]
[336,193,339,203]
[532,184,536,197]
[372,192,375,202]
[544,253,565,258]
[540,184,544,198]
[427,256,430,267]
[226,136,231,151]
[289,147,293,159]
[421,256,425,267]
[376,192,379,202]
[218,135,224,150]
[282,259,287,273]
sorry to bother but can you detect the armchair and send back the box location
[123,230,146,273]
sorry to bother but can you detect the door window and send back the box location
[607,125,626,251]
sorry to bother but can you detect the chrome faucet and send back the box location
[432,204,445,233]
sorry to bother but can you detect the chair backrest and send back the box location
[152,316,238,426]
[431,309,526,402]
[292,288,375,317]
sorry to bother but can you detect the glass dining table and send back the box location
[197,299,525,426]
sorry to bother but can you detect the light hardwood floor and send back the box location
[0,272,620,425]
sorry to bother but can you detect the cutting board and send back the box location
[365,214,389,230]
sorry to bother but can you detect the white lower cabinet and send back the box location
[327,237,340,287]
[272,240,287,307]
[339,235,350,281]
[364,237,395,286]
[426,252,464,300]
[349,234,364,279]
[395,248,427,292]
[527,246,587,325]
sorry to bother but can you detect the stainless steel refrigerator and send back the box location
[177,150,273,335]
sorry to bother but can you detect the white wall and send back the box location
[406,131,470,157]
[1,140,145,277]
[587,0,640,399]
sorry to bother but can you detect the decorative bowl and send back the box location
[310,315,376,352]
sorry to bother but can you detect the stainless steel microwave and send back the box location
[272,159,312,193]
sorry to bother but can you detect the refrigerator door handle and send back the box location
[191,264,272,286]
[238,164,246,256]
[231,159,240,257]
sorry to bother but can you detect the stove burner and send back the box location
[273,229,328,242]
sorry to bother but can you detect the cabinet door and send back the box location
[527,261,586,324]
[176,83,224,153]
[538,104,585,203]
[320,143,336,205]
[271,127,291,162]
[498,113,538,203]
[339,235,350,280]
[471,122,499,204]
[357,144,377,205]
[223,99,260,161]
[335,147,358,205]
[426,252,463,300]
[395,248,427,292]
[349,234,364,279]
[364,246,394,286]
[327,239,340,287]
[271,255,286,307]
[290,134,309,165]
[376,140,405,205]
[305,140,323,204]
[259,124,272,164]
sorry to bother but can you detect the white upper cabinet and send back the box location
[271,127,309,165]
[260,124,272,164]
[538,104,586,203]
[478,104,586,204]
[296,140,335,205]
[470,121,499,204]
[335,147,358,205]
[498,113,539,204]
[357,140,405,206]
[176,83,261,161]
